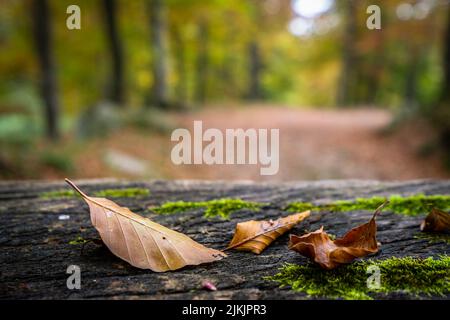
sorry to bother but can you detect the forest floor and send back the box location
[27,105,450,181]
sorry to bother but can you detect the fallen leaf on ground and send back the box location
[420,208,450,234]
[288,202,388,269]
[65,179,226,272]
[226,211,310,254]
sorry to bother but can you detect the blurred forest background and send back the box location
[0,0,449,181]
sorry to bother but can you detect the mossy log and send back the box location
[0,179,449,300]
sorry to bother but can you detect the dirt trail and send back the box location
[75,105,449,181]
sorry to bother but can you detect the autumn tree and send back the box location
[32,0,60,140]
[102,0,125,105]
[436,6,450,156]
[246,0,264,101]
[170,25,189,108]
[336,0,357,106]
[247,39,262,100]
[148,0,169,108]
[442,6,450,104]
[195,18,209,104]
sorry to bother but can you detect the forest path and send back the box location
[73,105,449,181]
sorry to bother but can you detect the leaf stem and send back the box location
[65,178,89,199]
[372,200,389,220]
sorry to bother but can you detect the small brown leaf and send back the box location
[65,179,226,272]
[288,201,388,270]
[226,211,310,254]
[420,208,450,234]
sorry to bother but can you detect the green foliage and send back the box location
[0,85,43,178]
[39,150,74,173]
[0,0,448,115]
[41,187,149,199]
[75,103,124,139]
[286,194,450,216]
[265,256,450,300]
[152,199,262,219]
[125,108,176,133]
[0,114,38,144]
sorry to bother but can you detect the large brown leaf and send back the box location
[420,208,450,234]
[66,179,226,272]
[226,211,310,254]
[288,202,387,269]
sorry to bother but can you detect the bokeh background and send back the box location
[0,0,449,181]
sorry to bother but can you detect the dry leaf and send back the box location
[420,208,450,234]
[226,211,310,254]
[65,179,226,272]
[288,202,387,270]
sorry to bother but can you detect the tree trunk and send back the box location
[102,0,125,105]
[32,0,60,141]
[437,7,450,156]
[365,13,385,106]
[403,50,420,110]
[1,179,449,299]
[247,41,262,100]
[442,7,450,103]
[336,0,357,107]
[148,0,168,108]
[195,20,208,105]
[172,26,187,108]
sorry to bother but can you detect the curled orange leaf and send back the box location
[226,211,310,254]
[288,202,387,269]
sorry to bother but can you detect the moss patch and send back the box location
[93,188,150,198]
[41,187,150,199]
[68,236,89,245]
[414,233,450,245]
[265,256,450,300]
[151,199,263,219]
[286,194,450,216]
[41,190,76,199]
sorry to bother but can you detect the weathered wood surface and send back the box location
[0,179,449,300]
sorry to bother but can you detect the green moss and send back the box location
[151,199,263,219]
[265,256,450,300]
[41,190,77,199]
[286,194,450,216]
[285,202,316,212]
[414,233,450,245]
[68,236,89,245]
[93,188,150,198]
[40,187,150,199]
